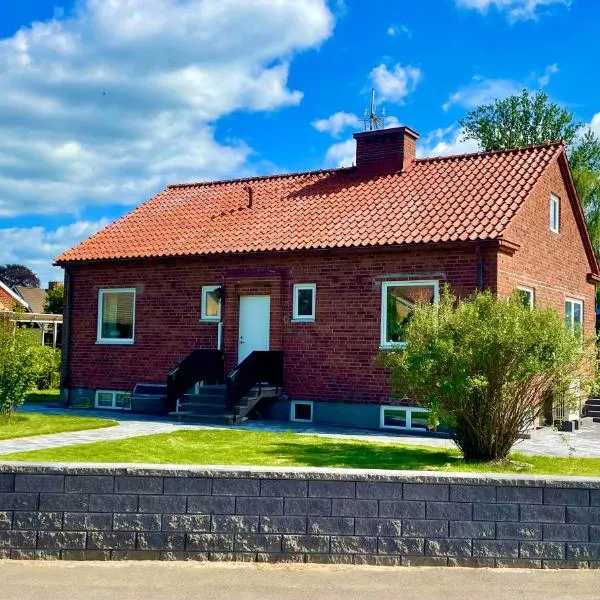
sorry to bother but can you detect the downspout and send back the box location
[60,266,73,407]
[217,321,223,351]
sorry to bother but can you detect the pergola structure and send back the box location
[0,311,63,349]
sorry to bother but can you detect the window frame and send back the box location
[380,405,430,431]
[380,280,440,349]
[565,297,583,332]
[201,285,222,322]
[550,194,560,233]
[94,390,131,411]
[96,288,136,345]
[516,286,535,310]
[292,283,316,322]
[290,400,314,423]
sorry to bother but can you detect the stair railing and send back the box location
[166,349,224,412]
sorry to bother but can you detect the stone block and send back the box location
[378,500,425,519]
[39,493,88,512]
[235,497,283,516]
[61,550,110,561]
[354,555,402,566]
[332,499,377,518]
[520,505,566,523]
[519,541,565,560]
[63,513,113,531]
[305,554,353,564]
[495,558,541,569]
[234,534,282,553]
[0,475,14,492]
[544,488,589,506]
[187,533,234,552]
[403,484,449,502]
[163,477,211,495]
[137,533,185,551]
[590,490,600,506]
[208,552,255,562]
[15,475,64,493]
[309,481,355,499]
[401,519,447,538]
[543,523,589,542]
[566,543,600,560]
[355,518,402,537]
[0,511,11,529]
[472,540,519,558]
[87,532,136,550]
[497,522,542,540]
[378,537,424,556]
[162,514,210,532]
[496,486,542,504]
[89,494,138,513]
[212,478,260,497]
[449,521,495,539]
[138,495,187,514]
[542,560,589,569]
[114,476,163,495]
[426,539,472,557]
[160,551,209,561]
[0,493,38,510]
[282,534,329,553]
[284,498,331,516]
[111,550,161,560]
[37,531,86,550]
[590,525,600,542]
[260,516,307,534]
[256,552,304,563]
[356,482,403,500]
[10,550,60,560]
[448,557,495,568]
[113,513,162,532]
[426,502,471,520]
[65,476,113,494]
[261,479,308,498]
[473,503,518,522]
[187,496,235,515]
[330,535,378,554]
[13,511,62,531]
[450,485,495,503]
[0,530,37,549]
[211,515,259,533]
[402,556,447,567]
[566,507,600,524]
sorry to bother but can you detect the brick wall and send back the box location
[0,286,18,311]
[67,244,491,402]
[0,464,599,568]
[500,156,596,336]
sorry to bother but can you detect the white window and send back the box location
[516,286,534,310]
[97,289,135,344]
[380,406,430,431]
[292,284,316,321]
[381,280,439,348]
[290,400,313,423]
[565,297,583,333]
[550,194,560,233]
[201,286,221,321]
[95,390,131,410]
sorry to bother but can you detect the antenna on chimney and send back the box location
[363,88,385,132]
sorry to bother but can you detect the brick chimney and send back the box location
[353,126,419,175]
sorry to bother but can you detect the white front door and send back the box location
[238,295,270,363]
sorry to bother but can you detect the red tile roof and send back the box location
[57,143,564,263]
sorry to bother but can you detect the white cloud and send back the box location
[418,126,481,158]
[387,24,412,37]
[538,63,559,87]
[443,75,521,111]
[456,0,570,22]
[325,139,356,168]
[312,112,360,137]
[586,113,600,138]
[0,219,110,286]
[0,0,334,217]
[369,63,422,104]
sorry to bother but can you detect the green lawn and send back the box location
[25,390,61,403]
[2,428,599,476]
[0,412,118,441]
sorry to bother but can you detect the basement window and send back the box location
[380,406,430,431]
[95,390,131,410]
[292,284,316,321]
[515,286,534,310]
[97,289,135,344]
[291,400,313,423]
[201,286,221,321]
[380,280,439,348]
[550,194,560,233]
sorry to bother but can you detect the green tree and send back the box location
[43,283,64,314]
[380,289,594,462]
[0,264,40,288]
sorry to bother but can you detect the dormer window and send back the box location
[550,194,560,233]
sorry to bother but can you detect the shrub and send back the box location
[380,288,594,461]
[29,345,61,390]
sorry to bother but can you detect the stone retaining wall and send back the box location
[0,463,599,568]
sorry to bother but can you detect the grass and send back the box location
[2,428,600,476]
[0,412,118,441]
[25,389,61,403]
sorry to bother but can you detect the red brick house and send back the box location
[0,281,29,311]
[56,126,599,430]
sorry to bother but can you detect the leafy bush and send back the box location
[380,288,594,461]
[29,345,61,390]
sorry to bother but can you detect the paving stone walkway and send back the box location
[0,404,598,458]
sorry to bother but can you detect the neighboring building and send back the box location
[56,126,599,430]
[0,280,29,311]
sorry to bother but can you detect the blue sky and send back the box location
[0,0,598,285]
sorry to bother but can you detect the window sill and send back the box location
[96,339,134,345]
[291,318,315,323]
[379,343,407,351]
[200,317,221,323]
